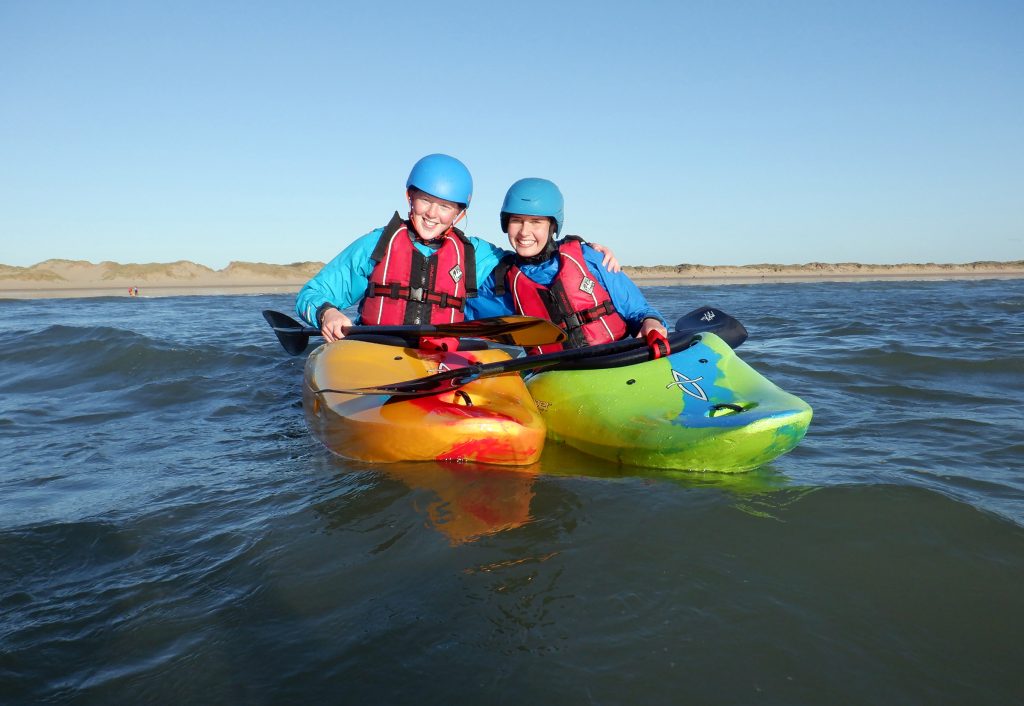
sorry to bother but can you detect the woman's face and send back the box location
[506,214,554,258]
[408,190,463,241]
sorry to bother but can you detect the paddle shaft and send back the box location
[317,333,665,396]
[322,306,746,396]
[263,310,565,354]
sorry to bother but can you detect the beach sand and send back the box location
[0,260,320,299]
[2,258,1022,299]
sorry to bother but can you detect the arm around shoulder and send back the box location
[468,236,507,282]
[464,269,517,321]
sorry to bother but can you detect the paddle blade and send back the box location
[262,309,314,355]
[438,316,566,347]
[674,306,747,348]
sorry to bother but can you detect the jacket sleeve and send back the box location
[469,237,506,282]
[294,229,383,327]
[463,238,516,320]
[582,245,666,336]
[464,269,517,320]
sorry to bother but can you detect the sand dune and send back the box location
[2,259,323,284]
[1,258,1022,299]
[0,259,323,298]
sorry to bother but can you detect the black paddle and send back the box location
[318,306,746,397]
[262,310,567,355]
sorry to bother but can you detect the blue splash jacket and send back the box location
[466,242,666,336]
[295,226,505,327]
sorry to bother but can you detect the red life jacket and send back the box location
[360,212,477,326]
[495,237,628,354]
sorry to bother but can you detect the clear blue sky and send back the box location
[2,1,1021,268]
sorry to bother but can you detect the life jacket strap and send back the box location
[366,283,465,310]
[560,300,618,331]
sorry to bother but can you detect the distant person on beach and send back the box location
[470,178,667,354]
[295,154,618,342]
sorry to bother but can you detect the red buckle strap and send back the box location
[418,336,461,352]
[645,329,671,359]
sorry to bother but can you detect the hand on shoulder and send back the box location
[588,242,622,273]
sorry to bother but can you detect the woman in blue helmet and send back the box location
[296,155,618,342]
[469,178,667,354]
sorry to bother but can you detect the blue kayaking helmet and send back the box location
[406,153,473,207]
[500,178,564,235]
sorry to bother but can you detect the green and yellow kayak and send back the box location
[526,332,812,472]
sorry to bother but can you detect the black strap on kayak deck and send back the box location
[542,330,700,372]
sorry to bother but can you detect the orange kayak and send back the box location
[303,339,545,465]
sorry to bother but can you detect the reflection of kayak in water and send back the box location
[318,451,802,546]
[526,332,812,473]
[378,461,537,545]
[303,338,545,466]
[535,442,794,494]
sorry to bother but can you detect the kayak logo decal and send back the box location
[700,310,716,322]
[666,369,708,401]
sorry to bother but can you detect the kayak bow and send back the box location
[526,332,812,472]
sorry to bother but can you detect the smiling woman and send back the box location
[470,177,669,354]
[293,153,511,340]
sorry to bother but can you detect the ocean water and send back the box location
[1,279,1023,705]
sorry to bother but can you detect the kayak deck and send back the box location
[303,339,545,465]
[526,332,812,472]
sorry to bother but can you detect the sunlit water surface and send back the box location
[2,279,1022,704]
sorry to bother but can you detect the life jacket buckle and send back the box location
[408,287,425,302]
